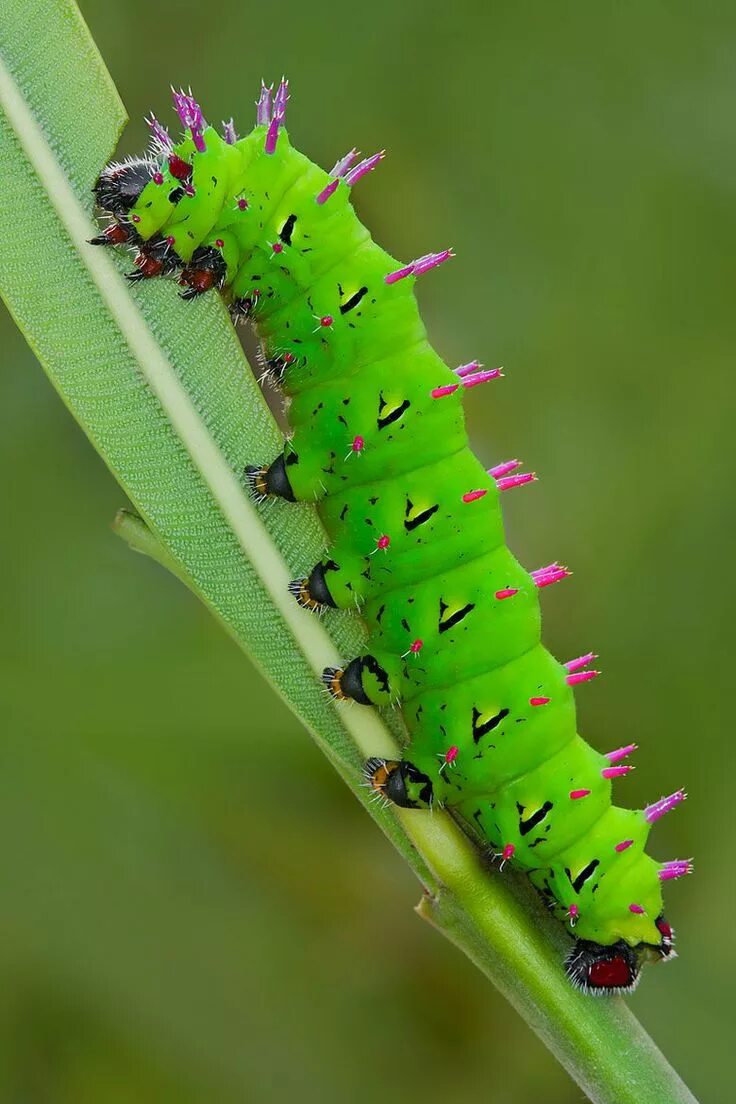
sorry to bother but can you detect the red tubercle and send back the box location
[529,696,550,707]
[344,150,385,186]
[409,638,423,654]
[501,843,515,863]
[567,904,580,924]
[215,239,225,249]
[385,249,454,285]
[271,241,284,254]
[184,184,195,197]
[566,669,600,687]
[454,360,482,378]
[444,745,459,765]
[570,789,591,800]
[319,315,334,328]
[488,459,522,480]
[533,565,571,588]
[605,743,638,763]
[376,534,390,551]
[152,171,164,185]
[565,652,598,673]
[659,860,693,882]
[168,154,192,181]
[264,114,281,155]
[462,489,487,504]
[316,178,340,205]
[601,764,634,779]
[645,790,687,824]
[236,197,249,211]
[496,471,536,492]
[461,367,503,389]
[165,235,176,246]
[131,214,141,224]
[351,435,364,453]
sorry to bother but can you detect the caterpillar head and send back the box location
[565,915,676,995]
[94,157,158,217]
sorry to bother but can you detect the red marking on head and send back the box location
[320,315,334,328]
[495,588,518,600]
[272,241,284,254]
[615,839,634,853]
[444,745,459,765]
[237,197,249,210]
[168,155,192,181]
[215,238,225,248]
[409,639,423,654]
[501,843,515,862]
[530,696,550,707]
[462,489,487,504]
[570,789,591,800]
[152,171,164,185]
[588,956,634,990]
[376,534,390,551]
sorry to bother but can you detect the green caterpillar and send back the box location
[92,82,690,994]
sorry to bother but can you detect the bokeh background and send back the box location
[2,1,734,1100]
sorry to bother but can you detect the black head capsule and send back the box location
[94,157,159,217]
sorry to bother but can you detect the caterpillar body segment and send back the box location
[93,83,689,995]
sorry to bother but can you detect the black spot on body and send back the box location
[439,599,476,633]
[377,392,411,430]
[279,213,297,245]
[340,286,368,314]
[567,859,601,894]
[472,707,509,743]
[516,800,554,837]
[404,500,439,532]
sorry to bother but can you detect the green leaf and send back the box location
[0,3,699,1101]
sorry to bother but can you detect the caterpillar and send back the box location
[92,81,690,995]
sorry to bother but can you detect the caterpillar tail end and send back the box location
[564,913,676,995]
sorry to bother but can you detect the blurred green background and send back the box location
[1,1,733,1100]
